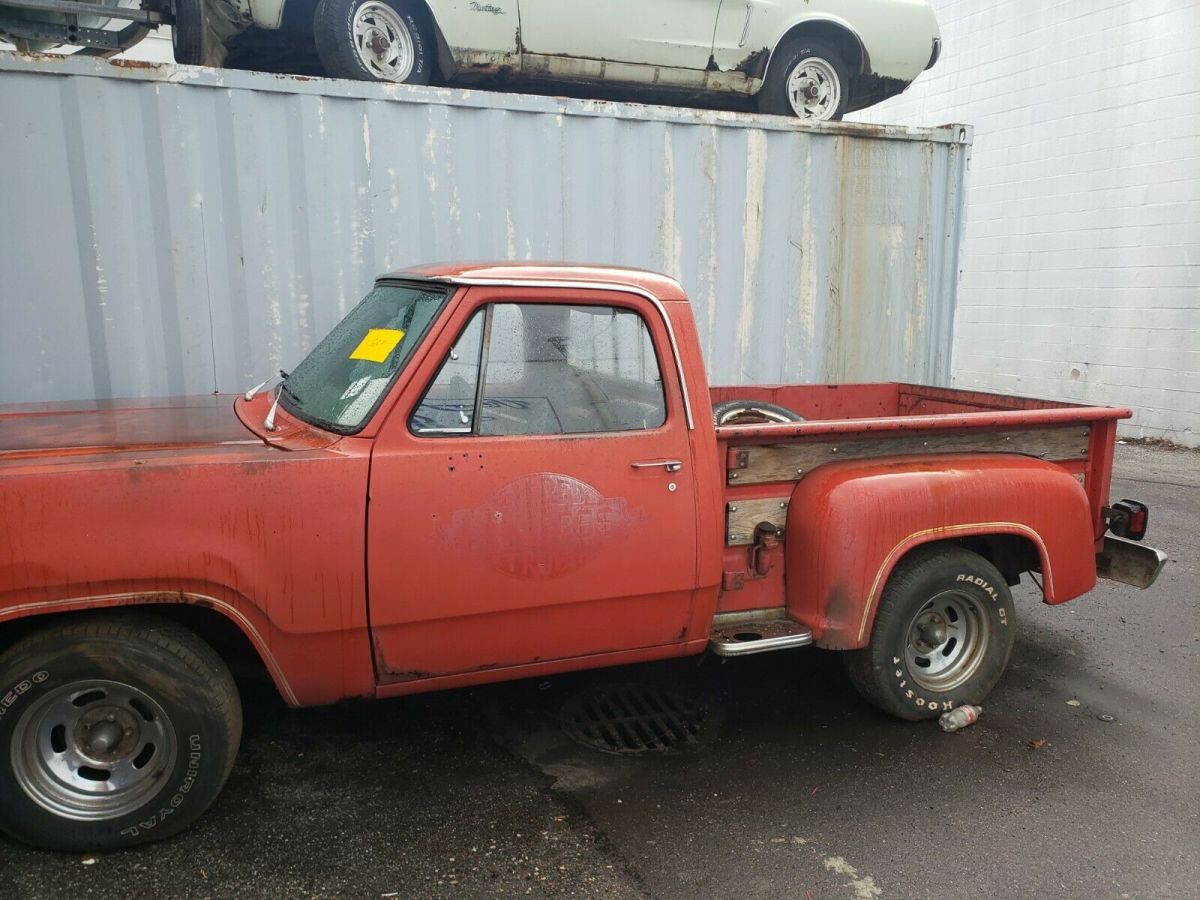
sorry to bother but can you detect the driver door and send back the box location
[518,0,724,72]
[365,285,700,686]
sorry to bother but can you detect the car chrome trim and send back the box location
[422,276,696,429]
[0,592,301,706]
[709,630,813,657]
[1096,537,1168,589]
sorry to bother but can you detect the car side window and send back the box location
[409,309,485,434]
[411,302,667,437]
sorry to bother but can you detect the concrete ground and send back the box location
[0,444,1196,899]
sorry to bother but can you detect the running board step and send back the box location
[709,614,813,657]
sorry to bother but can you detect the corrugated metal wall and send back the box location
[0,53,971,403]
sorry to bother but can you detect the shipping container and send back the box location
[0,52,971,403]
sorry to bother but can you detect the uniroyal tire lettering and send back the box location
[0,671,49,719]
[120,734,202,837]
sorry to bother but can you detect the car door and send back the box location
[518,0,724,73]
[365,285,699,686]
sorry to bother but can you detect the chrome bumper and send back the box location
[1096,536,1168,589]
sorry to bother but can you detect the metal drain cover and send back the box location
[559,683,712,755]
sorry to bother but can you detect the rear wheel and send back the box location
[758,39,849,121]
[313,0,433,83]
[0,614,242,850]
[171,0,209,64]
[845,546,1016,720]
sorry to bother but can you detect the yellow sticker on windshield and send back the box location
[349,328,405,363]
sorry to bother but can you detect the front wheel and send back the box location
[844,546,1017,720]
[313,0,433,83]
[757,39,849,121]
[0,615,242,851]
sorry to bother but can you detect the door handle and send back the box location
[631,459,683,473]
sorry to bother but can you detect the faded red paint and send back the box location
[450,473,647,579]
[0,262,1135,706]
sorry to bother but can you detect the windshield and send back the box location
[280,281,451,433]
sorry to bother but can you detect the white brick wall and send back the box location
[851,0,1200,447]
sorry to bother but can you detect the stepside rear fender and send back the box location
[784,454,1097,650]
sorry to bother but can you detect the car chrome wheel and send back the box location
[352,1,415,82]
[903,591,992,692]
[786,57,841,121]
[10,679,178,822]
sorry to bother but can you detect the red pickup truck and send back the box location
[0,263,1165,850]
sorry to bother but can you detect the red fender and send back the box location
[784,454,1097,650]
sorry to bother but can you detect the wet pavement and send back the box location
[1,444,1196,899]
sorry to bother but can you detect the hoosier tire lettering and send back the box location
[845,545,1018,721]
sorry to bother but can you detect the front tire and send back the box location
[313,0,433,83]
[845,546,1016,721]
[758,39,849,121]
[0,615,242,851]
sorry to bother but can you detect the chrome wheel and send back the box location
[10,680,178,822]
[352,1,414,82]
[903,591,992,692]
[786,57,841,120]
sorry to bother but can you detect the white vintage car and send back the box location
[217,0,940,120]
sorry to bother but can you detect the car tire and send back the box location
[757,38,849,121]
[313,0,433,84]
[844,546,1016,721]
[711,399,805,426]
[0,614,242,851]
[171,0,209,65]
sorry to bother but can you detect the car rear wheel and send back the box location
[171,0,209,65]
[313,0,433,84]
[0,614,242,850]
[758,39,849,121]
[844,546,1016,720]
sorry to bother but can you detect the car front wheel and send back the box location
[0,614,242,850]
[758,39,849,122]
[313,0,433,84]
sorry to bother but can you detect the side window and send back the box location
[411,302,667,437]
[409,310,485,434]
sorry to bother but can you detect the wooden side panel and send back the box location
[726,497,790,545]
[728,426,1090,486]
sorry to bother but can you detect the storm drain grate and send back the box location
[559,683,712,755]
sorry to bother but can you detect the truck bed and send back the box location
[713,383,1131,613]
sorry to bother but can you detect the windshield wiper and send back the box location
[264,371,302,433]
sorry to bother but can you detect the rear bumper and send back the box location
[1096,536,1168,589]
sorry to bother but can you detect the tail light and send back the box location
[1106,500,1149,541]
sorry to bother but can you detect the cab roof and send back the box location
[380,261,688,302]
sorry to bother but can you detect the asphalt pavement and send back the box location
[1,443,1196,900]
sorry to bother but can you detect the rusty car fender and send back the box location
[783,453,1098,650]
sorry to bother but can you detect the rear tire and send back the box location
[171,0,208,65]
[758,38,849,121]
[0,614,242,851]
[313,0,433,83]
[845,546,1016,721]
